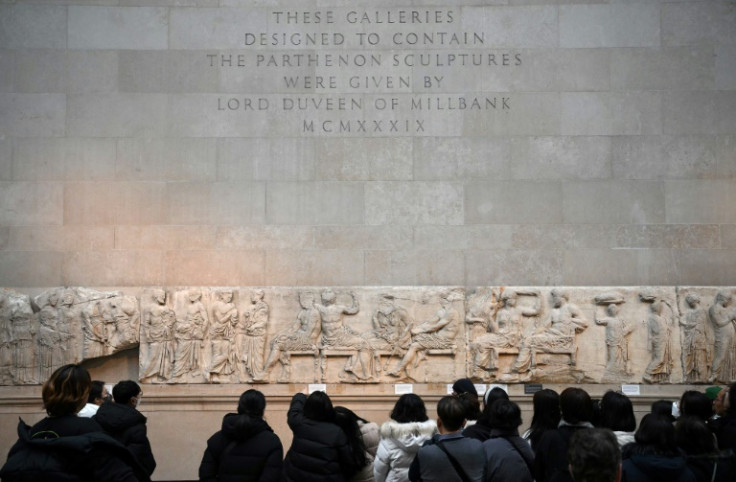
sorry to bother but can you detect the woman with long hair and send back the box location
[283,390,356,482]
[199,389,283,481]
[0,364,147,481]
[464,387,509,442]
[599,391,637,447]
[374,393,437,482]
[335,406,379,482]
[522,389,560,452]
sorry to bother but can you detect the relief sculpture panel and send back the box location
[1,286,735,386]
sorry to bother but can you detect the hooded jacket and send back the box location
[198,412,283,482]
[373,419,438,482]
[93,402,156,476]
[622,453,697,482]
[351,420,380,482]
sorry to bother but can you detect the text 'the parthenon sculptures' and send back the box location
[1,286,736,386]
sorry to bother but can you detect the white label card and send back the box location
[308,384,327,394]
[395,384,413,395]
[621,384,640,396]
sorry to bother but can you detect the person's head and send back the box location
[88,380,110,406]
[727,383,736,415]
[675,416,717,455]
[714,386,728,416]
[600,391,636,433]
[685,293,700,309]
[679,390,712,422]
[635,413,677,455]
[568,428,621,482]
[551,289,568,308]
[334,406,369,469]
[560,387,593,425]
[436,395,466,433]
[715,290,732,307]
[489,399,523,432]
[113,380,142,408]
[650,399,676,422]
[304,390,335,422]
[298,291,313,309]
[605,303,619,317]
[501,290,517,307]
[321,289,336,305]
[457,392,481,421]
[48,291,59,307]
[153,289,166,305]
[483,387,509,408]
[452,378,477,397]
[220,290,233,303]
[390,393,429,424]
[238,389,265,418]
[252,289,264,303]
[42,364,91,417]
[188,290,201,302]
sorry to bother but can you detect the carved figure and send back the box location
[172,290,208,379]
[469,290,540,379]
[363,295,412,374]
[209,290,238,382]
[642,298,673,384]
[708,291,736,383]
[259,291,321,382]
[238,290,268,381]
[0,293,10,383]
[315,289,372,381]
[108,297,139,351]
[140,289,176,382]
[680,294,710,383]
[82,300,108,359]
[37,291,62,380]
[595,300,633,376]
[9,296,35,384]
[511,289,588,379]
[387,291,460,379]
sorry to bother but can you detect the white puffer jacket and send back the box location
[373,419,438,482]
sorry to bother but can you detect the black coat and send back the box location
[198,413,283,482]
[0,416,149,482]
[282,393,356,482]
[534,425,590,482]
[94,402,156,476]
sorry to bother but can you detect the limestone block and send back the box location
[610,47,715,91]
[63,251,163,286]
[115,226,218,250]
[0,252,62,287]
[465,181,562,224]
[66,50,119,94]
[164,182,265,226]
[559,4,659,48]
[0,5,66,49]
[163,251,265,285]
[510,136,611,180]
[168,94,281,138]
[665,180,736,224]
[370,250,466,286]
[663,91,718,135]
[314,226,412,250]
[265,250,364,285]
[121,0,216,6]
[413,225,513,250]
[64,182,166,226]
[413,137,510,181]
[68,6,168,50]
[163,182,210,225]
[116,138,217,182]
[67,94,167,137]
[218,138,316,181]
[314,138,413,181]
[717,136,736,176]
[0,227,7,251]
[477,93,560,136]
[718,91,736,135]
[8,226,114,251]
[0,137,11,181]
[561,250,678,286]
[505,49,610,92]
[562,181,665,224]
[0,94,66,137]
[461,6,558,48]
[0,50,14,93]
[170,7,269,49]
[716,45,736,90]
[266,182,364,225]
[674,251,736,286]
[216,226,314,250]
[119,51,219,93]
[13,50,66,94]
[615,225,721,250]
[612,136,717,180]
[721,225,736,249]
[562,92,662,136]
[366,182,463,226]
[465,250,563,285]
[0,182,63,226]
[662,2,736,47]
[510,224,617,250]
[364,251,392,285]
[14,138,117,181]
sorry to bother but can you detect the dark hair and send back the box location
[390,394,428,423]
[477,387,510,425]
[452,378,477,396]
[42,364,91,417]
[634,413,677,456]
[457,392,481,421]
[437,395,466,432]
[650,399,675,422]
[568,428,621,482]
[600,391,636,433]
[528,389,561,450]
[304,391,335,422]
[488,399,522,432]
[727,382,736,415]
[88,380,105,403]
[676,416,716,455]
[679,390,712,422]
[335,406,368,469]
[238,389,266,418]
[560,387,593,425]
[113,380,141,405]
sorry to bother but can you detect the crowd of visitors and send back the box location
[2,367,736,482]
